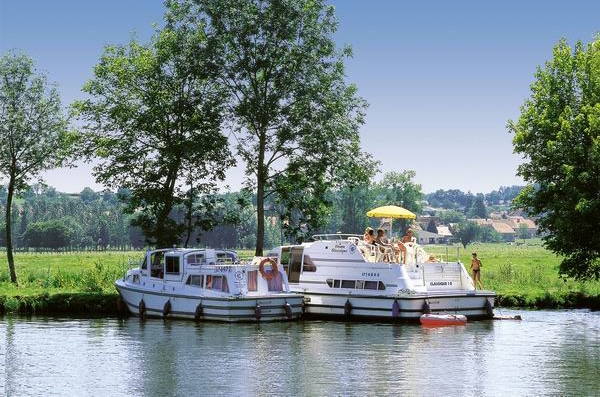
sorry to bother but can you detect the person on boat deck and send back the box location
[396,228,414,263]
[402,228,415,244]
[357,227,377,259]
[363,227,376,245]
[375,228,397,262]
[471,252,484,290]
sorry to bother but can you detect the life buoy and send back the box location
[259,257,278,280]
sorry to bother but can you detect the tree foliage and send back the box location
[517,223,530,240]
[23,218,80,249]
[468,194,487,219]
[0,51,72,283]
[372,170,423,233]
[328,185,375,235]
[438,209,466,224]
[510,37,600,280]
[373,171,424,213]
[456,221,481,249]
[178,0,376,253]
[74,6,233,247]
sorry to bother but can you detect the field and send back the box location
[0,241,599,313]
[426,240,600,308]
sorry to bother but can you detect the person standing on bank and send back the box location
[471,252,483,290]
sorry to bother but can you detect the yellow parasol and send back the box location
[366,205,416,238]
[366,205,416,219]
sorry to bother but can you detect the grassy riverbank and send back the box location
[427,240,600,309]
[0,251,134,315]
[1,242,599,314]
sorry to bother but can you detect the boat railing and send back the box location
[311,233,362,241]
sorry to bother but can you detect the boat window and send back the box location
[186,275,204,287]
[288,247,303,283]
[325,278,386,290]
[132,274,140,284]
[247,270,258,291]
[150,251,165,278]
[186,253,205,266]
[206,275,229,292]
[303,254,316,272]
[280,247,291,275]
[341,280,356,289]
[165,256,180,274]
[364,281,378,290]
[216,251,237,264]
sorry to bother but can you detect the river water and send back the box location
[1,309,599,396]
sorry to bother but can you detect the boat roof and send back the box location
[147,247,237,257]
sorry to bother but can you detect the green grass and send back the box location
[0,251,138,294]
[0,251,139,314]
[426,240,600,309]
[1,242,599,313]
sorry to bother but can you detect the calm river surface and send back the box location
[1,310,599,396]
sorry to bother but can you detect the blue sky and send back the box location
[1,1,599,194]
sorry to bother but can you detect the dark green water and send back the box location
[1,310,599,396]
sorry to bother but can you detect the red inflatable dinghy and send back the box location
[420,313,467,327]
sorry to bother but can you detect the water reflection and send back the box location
[1,310,599,396]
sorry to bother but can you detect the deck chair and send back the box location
[375,244,394,262]
[357,242,377,262]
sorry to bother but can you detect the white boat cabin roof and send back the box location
[143,248,238,268]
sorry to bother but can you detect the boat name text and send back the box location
[362,272,380,277]
[331,243,348,253]
[429,281,453,286]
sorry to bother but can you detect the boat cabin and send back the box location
[128,248,286,295]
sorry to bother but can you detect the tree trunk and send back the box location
[155,165,179,248]
[256,177,265,257]
[255,131,267,257]
[184,184,193,248]
[6,174,18,284]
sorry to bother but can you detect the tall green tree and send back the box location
[510,37,600,280]
[438,209,466,224]
[456,221,480,249]
[373,170,424,213]
[0,52,72,284]
[468,194,487,219]
[74,5,233,247]
[330,185,375,235]
[182,0,375,254]
[369,170,423,236]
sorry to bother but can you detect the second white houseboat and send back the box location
[266,234,495,321]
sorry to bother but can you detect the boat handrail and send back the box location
[311,233,362,241]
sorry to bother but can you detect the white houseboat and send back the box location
[115,248,304,322]
[266,234,495,321]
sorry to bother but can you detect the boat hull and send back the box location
[298,290,495,321]
[116,281,304,322]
